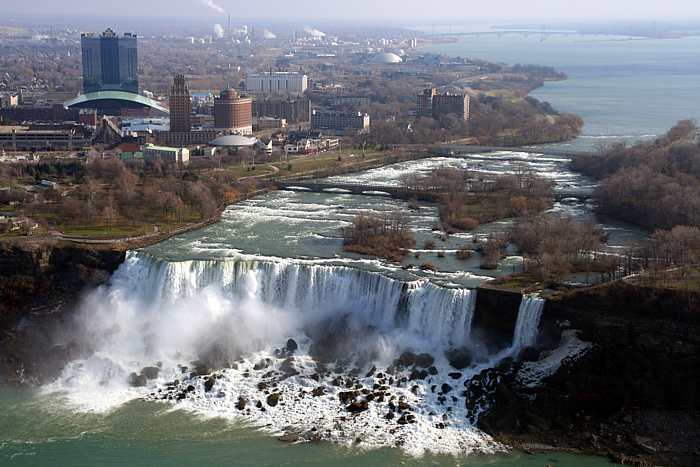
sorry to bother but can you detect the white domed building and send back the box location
[209,134,258,148]
[371,52,403,65]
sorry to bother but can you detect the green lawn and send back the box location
[489,272,544,292]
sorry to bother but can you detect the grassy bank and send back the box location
[1,149,427,246]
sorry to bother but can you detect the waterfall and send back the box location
[511,295,545,352]
[113,251,477,348]
[403,282,477,346]
[43,251,512,455]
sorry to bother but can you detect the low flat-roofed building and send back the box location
[153,130,221,147]
[253,117,287,131]
[142,143,190,165]
[310,109,370,134]
[0,125,93,151]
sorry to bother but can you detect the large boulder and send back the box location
[191,360,211,376]
[415,353,435,368]
[140,366,160,380]
[409,369,428,380]
[347,400,369,413]
[253,359,272,371]
[279,358,299,377]
[398,351,417,367]
[127,372,147,387]
[397,413,416,425]
[285,338,298,353]
[339,390,360,404]
[204,376,215,392]
[446,347,473,370]
[266,393,281,407]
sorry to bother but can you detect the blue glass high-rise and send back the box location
[81,28,138,94]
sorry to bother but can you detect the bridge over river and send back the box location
[275,181,593,202]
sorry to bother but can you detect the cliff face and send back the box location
[479,283,700,467]
[0,241,125,382]
[472,286,522,352]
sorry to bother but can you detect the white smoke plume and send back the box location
[213,24,225,39]
[201,0,226,14]
[303,26,326,38]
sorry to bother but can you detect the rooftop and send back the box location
[143,144,184,152]
[372,53,403,64]
[209,134,258,147]
[64,91,169,114]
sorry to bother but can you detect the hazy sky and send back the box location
[4,0,700,21]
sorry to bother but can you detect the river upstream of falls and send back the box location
[2,151,625,466]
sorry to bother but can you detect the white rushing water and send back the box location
[112,251,478,347]
[511,295,545,353]
[42,251,501,455]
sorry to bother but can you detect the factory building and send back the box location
[245,72,308,95]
